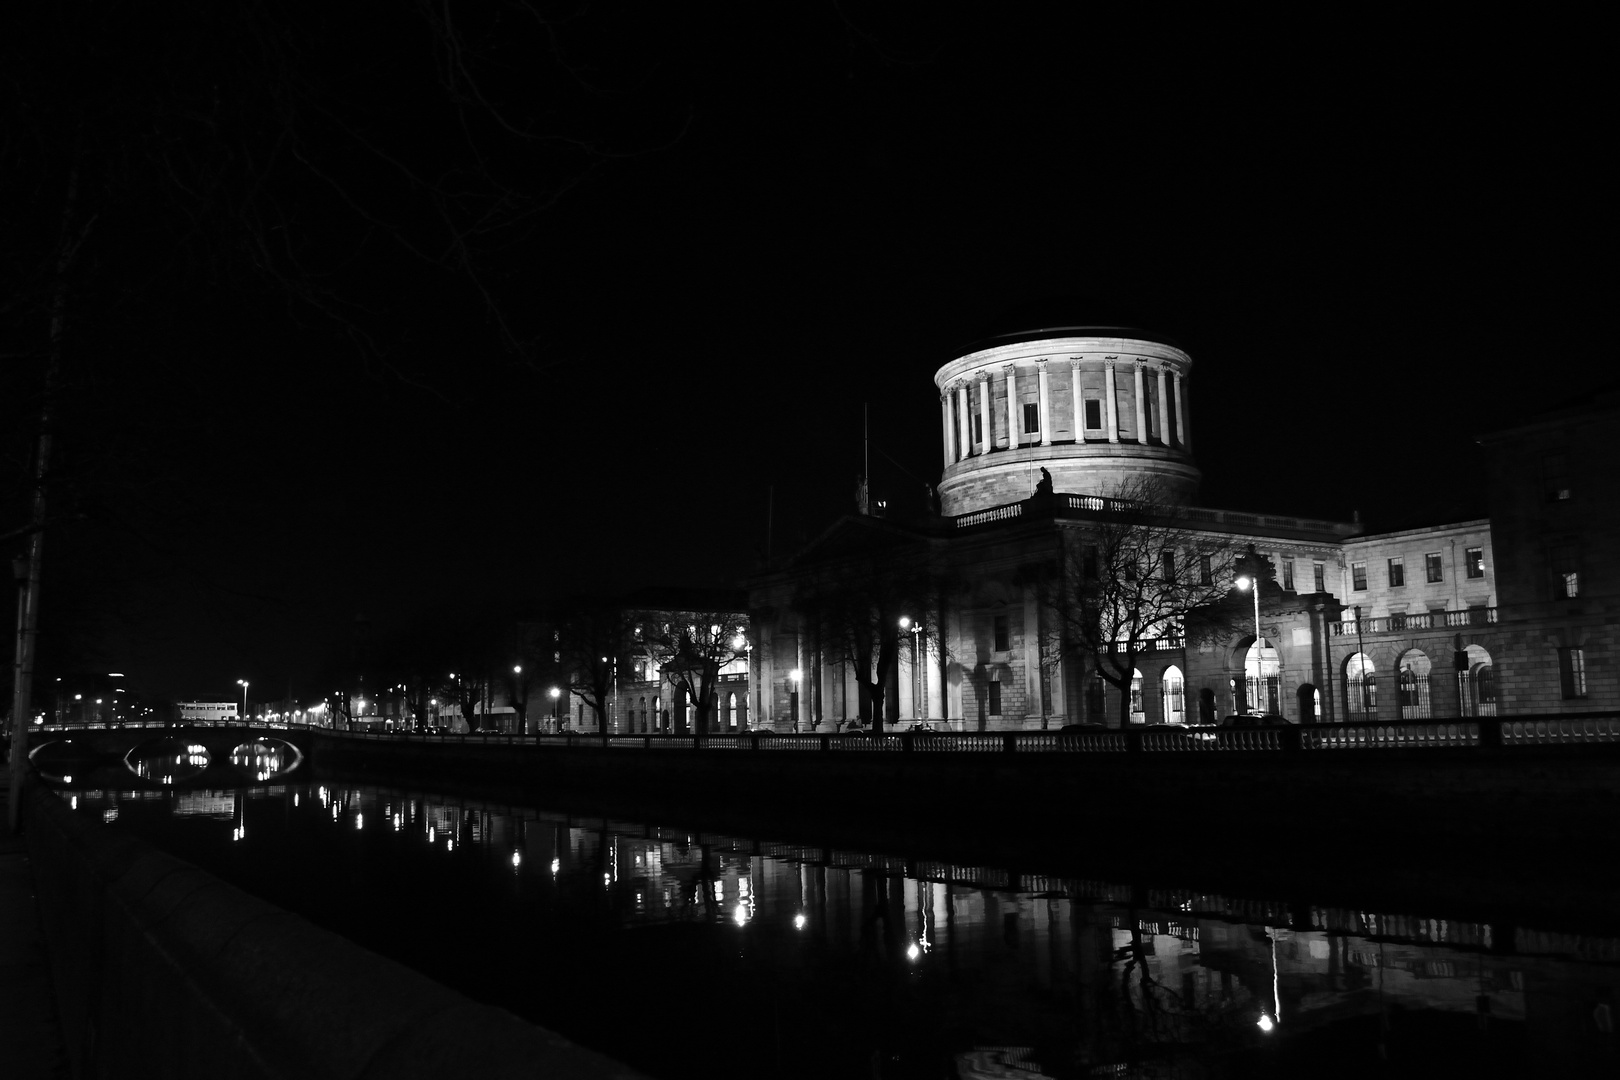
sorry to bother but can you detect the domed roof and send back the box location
[961,295,1186,354]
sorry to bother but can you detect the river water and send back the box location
[51,769,1620,1079]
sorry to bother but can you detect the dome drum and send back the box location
[934,330,1200,516]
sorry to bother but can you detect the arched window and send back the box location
[1161,666,1186,725]
[639,697,647,733]
[1130,669,1145,724]
[1245,638,1282,714]
[1345,653,1376,719]
[727,692,739,731]
[1398,650,1432,719]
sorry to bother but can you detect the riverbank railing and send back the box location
[303,712,1620,755]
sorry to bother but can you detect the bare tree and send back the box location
[556,602,639,737]
[791,528,948,733]
[635,611,750,736]
[1041,477,1245,727]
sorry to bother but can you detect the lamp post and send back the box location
[549,686,560,732]
[1354,604,1369,718]
[236,679,249,721]
[512,665,523,735]
[789,668,802,732]
[1234,576,1262,712]
[899,617,922,721]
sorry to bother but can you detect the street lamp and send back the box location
[900,616,923,720]
[788,668,802,732]
[236,679,249,720]
[512,666,524,734]
[549,686,561,732]
[1234,576,1263,712]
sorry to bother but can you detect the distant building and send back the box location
[745,319,1614,729]
[178,701,239,724]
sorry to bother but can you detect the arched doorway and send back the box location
[1398,650,1432,719]
[1129,669,1146,725]
[1457,644,1496,717]
[1245,638,1281,715]
[1161,666,1186,726]
[1296,683,1318,724]
[1344,653,1376,719]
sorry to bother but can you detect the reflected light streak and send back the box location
[906,942,921,962]
[733,903,749,927]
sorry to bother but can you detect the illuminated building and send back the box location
[745,320,1615,729]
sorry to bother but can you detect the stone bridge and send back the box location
[26,723,314,778]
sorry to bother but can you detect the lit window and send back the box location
[1084,398,1102,430]
[1465,547,1484,579]
[1023,402,1039,434]
[1388,557,1405,588]
[1552,542,1579,600]
[1351,562,1367,591]
[988,679,1002,716]
[1560,647,1587,699]
[1425,553,1443,583]
[993,615,1009,653]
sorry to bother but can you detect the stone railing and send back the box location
[319,712,1620,756]
[1330,609,1497,635]
[952,495,1352,537]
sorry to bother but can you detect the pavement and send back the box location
[0,779,71,1079]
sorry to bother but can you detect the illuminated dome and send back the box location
[934,319,1199,515]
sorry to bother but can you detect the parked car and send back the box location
[1220,712,1294,729]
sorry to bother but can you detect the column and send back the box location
[1037,360,1052,447]
[1105,361,1119,443]
[956,383,971,459]
[1157,368,1170,447]
[1175,371,1190,452]
[1068,359,1083,441]
[1003,364,1018,449]
[940,392,953,468]
[977,372,992,454]
[1133,362,1147,442]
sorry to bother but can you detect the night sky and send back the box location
[3,5,1610,703]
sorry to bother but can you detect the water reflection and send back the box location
[226,739,302,781]
[123,739,210,784]
[56,782,1620,1078]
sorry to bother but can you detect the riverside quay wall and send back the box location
[309,718,1620,925]
[21,784,647,1080]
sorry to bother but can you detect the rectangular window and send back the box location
[1023,402,1039,434]
[1425,553,1443,583]
[1543,453,1571,501]
[1282,559,1295,591]
[993,615,1009,652]
[1082,545,1099,579]
[1552,543,1579,599]
[1161,550,1176,582]
[1084,398,1102,430]
[1560,647,1587,699]
[1313,561,1325,592]
[988,679,1002,716]
[1351,562,1367,591]
[1465,547,1484,579]
[972,411,982,445]
[1387,557,1405,587]
[1199,554,1212,586]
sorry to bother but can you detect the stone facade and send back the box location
[745,329,1618,730]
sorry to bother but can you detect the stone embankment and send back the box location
[21,784,646,1080]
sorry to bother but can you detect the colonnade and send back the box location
[940,359,1190,467]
